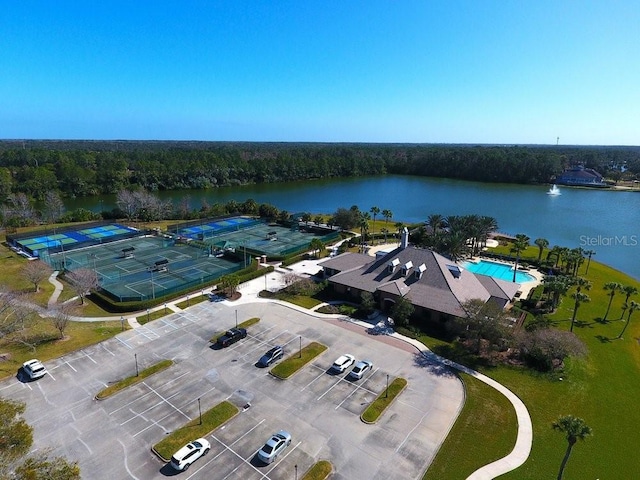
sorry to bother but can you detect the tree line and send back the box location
[1,142,639,202]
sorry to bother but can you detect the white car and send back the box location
[257,430,292,464]
[170,438,210,471]
[22,359,47,380]
[331,354,355,373]
[349,360,373,380]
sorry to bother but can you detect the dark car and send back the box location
[258,346,284,367]
[216,328,247,348]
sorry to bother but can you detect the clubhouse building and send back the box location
[319,229,520,323]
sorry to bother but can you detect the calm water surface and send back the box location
[65,175,640,280]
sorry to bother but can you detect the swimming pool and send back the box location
[462,260,536,283]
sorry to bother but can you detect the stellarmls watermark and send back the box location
[580,235,638,247]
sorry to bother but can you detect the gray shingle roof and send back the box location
[322,246,519,317]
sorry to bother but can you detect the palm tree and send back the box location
[370,206,380,244]
[574,276,592,293]
[382,209,393,233]
[602,282,622,321]
[544,275,572,311]
[547,245,563,268]
[583,249,595,275]
[394,221,404,246]
[619,285,638,319]
[510,234,530,282]
[426,214,444,233]
[570,291,590,332]
[552,415,592,480]
[478,215,498,250]
[534,238,549,262]
[381,227,389,244]
[359,212,371,252]
[617,300,640,339]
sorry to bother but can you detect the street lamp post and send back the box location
[164,303,167,314]
[135,353,139,377]
[235,309,238,328]
[187,295,190,307]
[299,336,302,358]
[386,374,389,398]
[198,397,202,425]
[295,464,298,480]
[121,316,125,331]
[147,308,150,323]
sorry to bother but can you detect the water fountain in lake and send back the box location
[547,184,561,196]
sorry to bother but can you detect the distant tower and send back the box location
[556,137,559,146]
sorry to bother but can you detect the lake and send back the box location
[63,175,640,280]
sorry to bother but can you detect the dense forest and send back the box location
[0,141,638,201]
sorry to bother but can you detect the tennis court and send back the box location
[172,217,340,257]
[49,236,242,302]
[7,223,139,257]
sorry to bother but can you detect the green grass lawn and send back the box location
[152,400,239,461]
[361,377,407,423]
[96,359,173,399]
[301,460,333,480]
[423,257,640,479]
[270,342,328,379]
[175,293,208,310]
[0,317,124,380]
[423,373,517,479]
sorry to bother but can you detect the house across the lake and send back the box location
[319,229,520,323]
[555,165,608,187]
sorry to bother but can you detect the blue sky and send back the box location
[1,1,638,145]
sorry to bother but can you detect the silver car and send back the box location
[349,360,373,380]
[257,430,292,464]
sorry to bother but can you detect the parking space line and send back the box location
[120,390,182,426]
[101,344,116,356]
[239,330,290,359]
[208,434,269,480]
[301,367,327,391]
[134,327,160,341]
[231,418,266,445]
[335,369,380,410]
[185,420,266,480]
[65,361,77,372]
[0,382,22,392]
[108,371,191,415]
[159,318,179,330]
[86,354,98,364]
[144,382,191,420]
[317,375,346,401]
[266,441,302,473]
[115,336,133,349]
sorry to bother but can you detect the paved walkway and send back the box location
[44,258,532,479]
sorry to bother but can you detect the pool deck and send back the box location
[468,255,543,299]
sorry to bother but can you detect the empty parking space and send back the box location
[0,301,463,480]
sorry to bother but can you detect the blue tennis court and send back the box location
[8,223,139,257]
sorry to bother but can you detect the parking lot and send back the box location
[0,300,464,480]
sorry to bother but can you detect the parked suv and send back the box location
[258,346,284,367]
[22,359,47,380]
[216,328,247,348]
[330,354,355,373]
[170,438,210,471]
